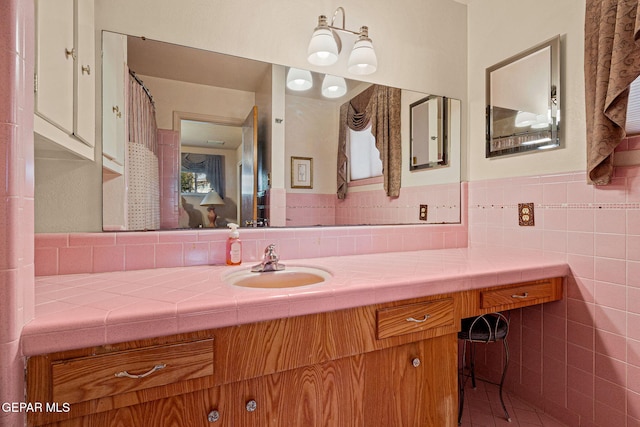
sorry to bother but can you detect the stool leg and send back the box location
[458,339,468,426]
[470,341,477,389]
[499,338,511,422]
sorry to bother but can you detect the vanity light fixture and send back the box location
[286,68,313,91]
[307,7,378,75]
[321,74,347,98]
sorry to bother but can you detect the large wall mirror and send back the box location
[486,35,560,158]
[101,32,462,231]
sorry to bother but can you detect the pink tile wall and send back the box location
[0,0,35,426]
[35,184,467,276]
[158,129,180,229]
[468,169,640,427]
[335,182,461,225]
[285,193,336,226]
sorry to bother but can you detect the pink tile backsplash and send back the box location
[469,170,640,426]
[285,182,461,227]
[34,187,468,275]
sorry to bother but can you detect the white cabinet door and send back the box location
[74,0,95,147]
[35,0,74,134]
[102,31,127,169]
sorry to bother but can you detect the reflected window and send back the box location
[181,172,211,194]
[348,124,383,181]
[180,153,225,197]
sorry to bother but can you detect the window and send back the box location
[180,172,212,194]
[348,124,383,181]
[180,153,225,197]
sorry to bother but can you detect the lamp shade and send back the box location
[286,68,313,91]
[321,75,347,98]
[200,190,224,206]
[307,18,340,66]
[347,32,377,75]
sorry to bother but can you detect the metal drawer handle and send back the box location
[115,363,166,379]
[511,292,529,299]
[406,314,431,323]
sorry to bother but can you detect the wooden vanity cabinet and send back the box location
[26,278,562,427]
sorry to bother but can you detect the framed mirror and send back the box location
[486,35,560,158]
[410,95,448,170]
[100,32,463,230]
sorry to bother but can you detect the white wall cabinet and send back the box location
[101,31,127,174]
[34,0,95,161]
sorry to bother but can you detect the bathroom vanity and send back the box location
[25,253,564,427]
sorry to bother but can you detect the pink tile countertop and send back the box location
[21,247,570,356]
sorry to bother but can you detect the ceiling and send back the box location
[127,36,271,92]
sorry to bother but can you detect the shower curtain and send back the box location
[127,73,160,230]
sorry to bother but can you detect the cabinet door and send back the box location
[102,31,127,167]
[46,366,323,427]
[35,0,74,133]
[363,335,458,427]
[74,0,95,147]
[225,366,323,427]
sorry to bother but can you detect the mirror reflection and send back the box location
[410,95,448,170]
[102,32,462,230]
[486,36,560,158]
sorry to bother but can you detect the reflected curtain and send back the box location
[337,85,402,199]
[585,0,640,184]
[181,153,225,198]
[127,74,159,230]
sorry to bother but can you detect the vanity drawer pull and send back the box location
[51,339,214,404]
[480,281,556,309]
[406,314,431,323]
[377,298,454,339]
[115,363,167,379]
[511,292,529,299]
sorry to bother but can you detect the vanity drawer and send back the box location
[376,298,454,339]
[480,282,555,310]
[51,339,214,404]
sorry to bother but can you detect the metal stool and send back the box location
[458,312,511,425]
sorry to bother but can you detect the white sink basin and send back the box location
[223,266,331,289]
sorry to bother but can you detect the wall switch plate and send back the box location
[419,205,428,221]
[518,203,535,226]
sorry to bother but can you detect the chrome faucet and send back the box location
[251,244,285,272]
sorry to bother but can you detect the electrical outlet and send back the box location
[419,205,428,221]
[518,203,535,226]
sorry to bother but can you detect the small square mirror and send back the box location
[486,35,561,158]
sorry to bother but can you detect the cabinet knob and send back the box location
[65,48,76,60]
[245,399,257,412]
[207,410,220,422]
[412,358,421,368]
[81,65,91,75]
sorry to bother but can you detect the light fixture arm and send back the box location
[325,6,365,37]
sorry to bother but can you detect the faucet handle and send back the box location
[264,244,278,261]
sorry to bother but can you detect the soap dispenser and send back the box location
[226,223,242,265]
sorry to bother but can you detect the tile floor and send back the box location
[458,379,568,427]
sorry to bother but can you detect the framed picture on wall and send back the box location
[291,156,313,189]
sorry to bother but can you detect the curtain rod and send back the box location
[129,69,154,106]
